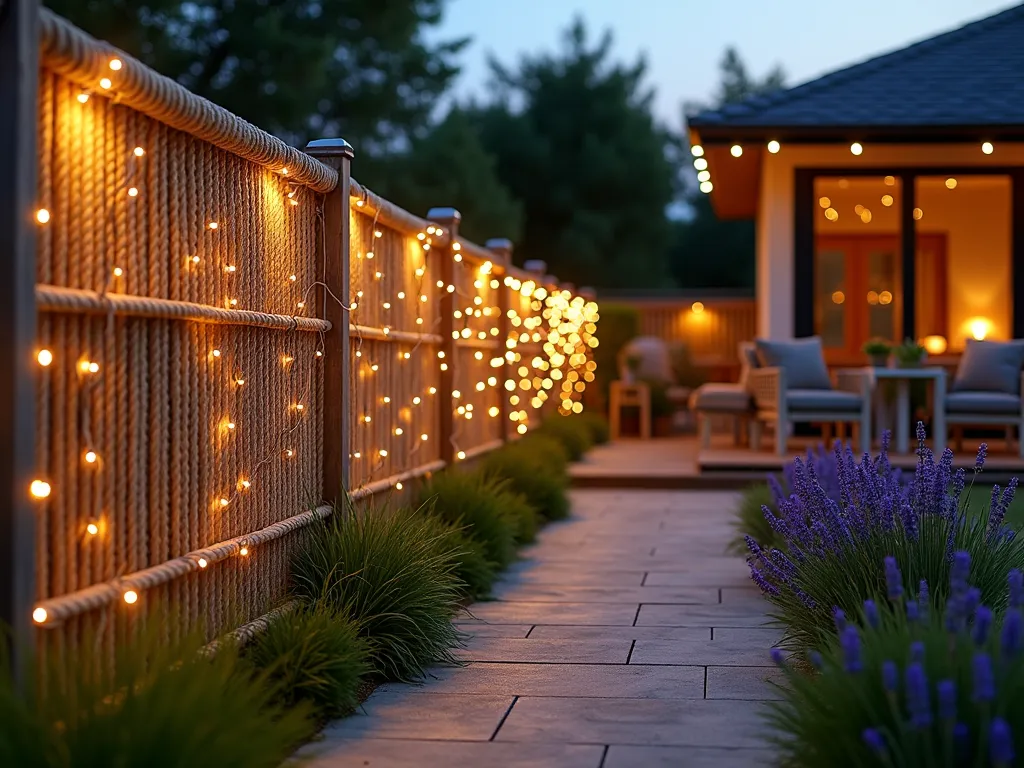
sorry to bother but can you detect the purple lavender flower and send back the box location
[910,641,925,663]
[749,564,781,596]
[953,722,969,749]
[770,648,785,666]
[906,600,920,623]
[841,625,862,673]
[884,556,903,600]
[1010,570,1023,608]
[1003,610,1023,658]
[919,579,930,619]
[916,421,927,444]
[975,443,988,472]
[862,728,886,756]
[991,718,1015,765]
[972,653,995,702]
[743,535,762,559]
[882,660,898,692]
[905,662,932,728]
[833,607,847,633]
[863,599,880,629]
[973,606,993,645]
[951,551,971,595]
[964,588,981,620]
[937,679,956,720]
[808,650,823,670]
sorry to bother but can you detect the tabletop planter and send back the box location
[862,339,892,368]
[893,338,927,369]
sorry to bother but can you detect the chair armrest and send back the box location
[836,369,871,397]
[748,367,785,412]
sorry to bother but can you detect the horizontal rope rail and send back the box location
[201,601,300,656]
[37,285,331,332]
[350,179,452,243]
[350,459,448,499]
[455,337,502,350]
[34,504,334,625]
[457,239,507,269]
[38,9,337,193]
[461,439,505,461]
[350,324,443,345]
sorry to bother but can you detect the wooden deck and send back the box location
[570,434,1024,489]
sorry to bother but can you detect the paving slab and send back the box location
[636,602,773,628]
[457,637,631,664]
[454,623,533,639]
[499,565,646,586]
[379,663,705,699]
[706,666,786,700]
[603,745,776,768]
[459,601,639,626]
[713,626,785,645]
[491,584,719,604]
[495,696,769,748]
[630,636,781,667]
[292,739,604,768]
[527,625,710,643]
[316,691,513,742]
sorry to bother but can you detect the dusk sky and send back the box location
[434,0,1013,128]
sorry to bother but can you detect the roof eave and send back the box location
[689,122,1024,145]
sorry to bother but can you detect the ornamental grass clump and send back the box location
[0,623,313,767]
[244,601,370,720]
[483,439,570,522]
[768,552,1024,767]
[746,427,1024,651]
[292,503,463,681]
[536,414,593,461]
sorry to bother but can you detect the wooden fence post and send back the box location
[304,139,354,503]
[427,208,461,466]
[486,239,513,442]
[0,0,40,679]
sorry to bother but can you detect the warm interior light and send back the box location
[30,480,51,499]
[922,335,947,355]
[913,208,924,221]
[945,178,957,189]
[825,208,839,222]
[881,195,894,207]
[832,291,845,305]
[968,318,992,341]
[850,142,863,156]
[691,302,705,314]
[767,140,780,154]
[818,197,831,209]
[730,144,743,157]
[982,141,994,155]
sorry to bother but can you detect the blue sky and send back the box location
[432,0,1014,128]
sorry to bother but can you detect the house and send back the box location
[687,3,1024,366]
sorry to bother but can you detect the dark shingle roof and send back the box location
[689,3,1024,130]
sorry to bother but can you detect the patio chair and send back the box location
[689,342,757,449]
[748,336,872,456]
[942,339,1024,458]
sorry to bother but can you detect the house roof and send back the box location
[689,3,1024,133]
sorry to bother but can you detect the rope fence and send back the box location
[7,9,600,660]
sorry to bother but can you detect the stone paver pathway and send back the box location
[293,490,781,767]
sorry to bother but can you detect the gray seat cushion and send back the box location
[946,391,1022,415]
[787,389,861,412]
[755,337,832,390]
[690,383,751,412]
[952,339,1024,395]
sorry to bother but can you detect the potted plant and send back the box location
[644,379,674,437]
[862,339,892,368]
[893,338,927,368]
[622,352,642,385]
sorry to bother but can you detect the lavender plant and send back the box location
[767,553,1024,767]
[747,427,1024,651]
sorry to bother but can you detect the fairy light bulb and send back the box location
[421,433,428,441]
[99,77,112,90]
[77,92,89,104]
[395,482,404,490]
[239,546,249,556]
[123,590,138,605]
[84,450,98,464]
[284,449,294,458]
[30,480,51,498]
[33,608,47,624]
[412,396,421,405]
[37,349,53,366]
[457,451,466,461]
[133,146,145,157]
[239,479,251,490]
[379,449,388,457]
[197,557,208,568]
[86,522,99,536]
[394,428,403,436]
[219,497,229,507]
[127,187,139,198]
[109,58,123,71]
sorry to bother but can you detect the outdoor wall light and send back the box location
[967,318,992,341]
[730,144,743,157]
[767,140,780,154]
[921,335,947,355]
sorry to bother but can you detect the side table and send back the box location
[864,366,946,455]
[609,381,651,440]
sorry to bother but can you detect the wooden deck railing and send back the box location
[0,7,599,663]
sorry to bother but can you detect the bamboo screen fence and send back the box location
[4,8,600,658]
